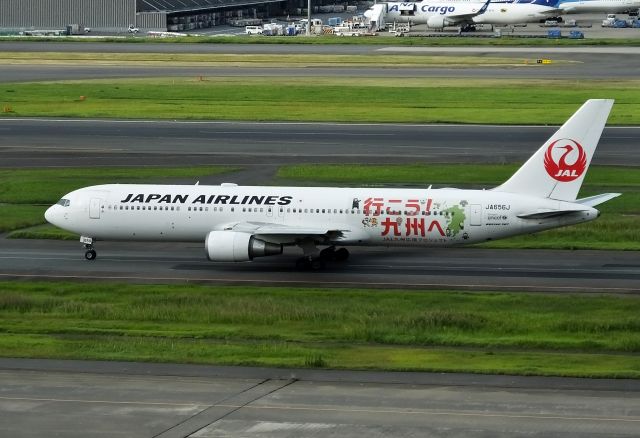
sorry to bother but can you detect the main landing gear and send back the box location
[81,236,97,261]
[295,244,350,271]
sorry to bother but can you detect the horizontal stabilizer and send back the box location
[517,208,589,219]
[576,193,621,207]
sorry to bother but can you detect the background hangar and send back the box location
[0,0,328,32]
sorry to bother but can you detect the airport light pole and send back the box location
[306,0,311,36]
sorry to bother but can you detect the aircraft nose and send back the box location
[44,205,57,225]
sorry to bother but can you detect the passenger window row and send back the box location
[106,204,452,217]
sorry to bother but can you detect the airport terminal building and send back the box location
[0,0,332,32]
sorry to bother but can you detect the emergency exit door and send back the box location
[469,204,482,226]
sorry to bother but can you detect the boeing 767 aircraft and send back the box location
[45,99,619,269]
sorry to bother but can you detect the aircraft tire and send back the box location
[310,258,325,271]
[319,246,336,261]
[295,257,310,270]
[334,248,349,261]
[85,249,97,261]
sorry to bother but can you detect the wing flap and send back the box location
[220,221,342,236]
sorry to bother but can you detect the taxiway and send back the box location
[1,358,639,438]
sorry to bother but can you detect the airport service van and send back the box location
[245,25,263,34]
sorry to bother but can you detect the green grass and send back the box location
[0,166,238,234]
[277,164,640,187]
[1,281,640,377]
[0,204,48,233]
[7,224,78,240]
[2,77,640,124]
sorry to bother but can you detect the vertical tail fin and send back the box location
[494,99,614,202]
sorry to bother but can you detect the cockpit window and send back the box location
[56,198,70,207]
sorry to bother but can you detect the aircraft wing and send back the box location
[448,0,492,20]
[540,7,564,14]
[215,221,372,244]
[221,221,341,236]
[216,221,369,244]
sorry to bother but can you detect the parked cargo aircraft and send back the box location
[364,0,490,29]
[364,0,560,29]
[45,100,618,270]
[555,0,640,13]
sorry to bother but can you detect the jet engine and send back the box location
[205,231,282,262]
[426,16,447,29]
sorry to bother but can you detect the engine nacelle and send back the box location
[426,16,447,29]
[205,231,282,262]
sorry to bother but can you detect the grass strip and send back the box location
[1,281,639,378]
[2,77,640,124]
[0,166,238,233]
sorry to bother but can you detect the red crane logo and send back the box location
[543,139,587,182]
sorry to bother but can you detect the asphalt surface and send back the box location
[1,119,638,168]
[2,239,638,293]
[2,41,640,80]
[1,358,639,438]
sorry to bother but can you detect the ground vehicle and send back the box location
[245,25,263,35]
[127,25,139,33]
[333,25,362,36]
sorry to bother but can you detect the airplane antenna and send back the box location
[195,181,200,185]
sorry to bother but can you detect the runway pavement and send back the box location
[1,119,638,168]
[0,58,635,81]
[1,358,639,438]
[1,238,638,293]
[2,42,640,80]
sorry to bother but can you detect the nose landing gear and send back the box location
[81,236,97,261]
[84,246,97,260]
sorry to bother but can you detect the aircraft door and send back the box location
[89,198,102,219]
[469,204,482,226]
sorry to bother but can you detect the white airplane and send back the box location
[364,0,559,29]
[364,0,491,29]
[45,100,619,270]
[555,0,640,13]
[473,0,562,25]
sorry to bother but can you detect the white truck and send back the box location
[245,25,263,35]
[333,25,363,36]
